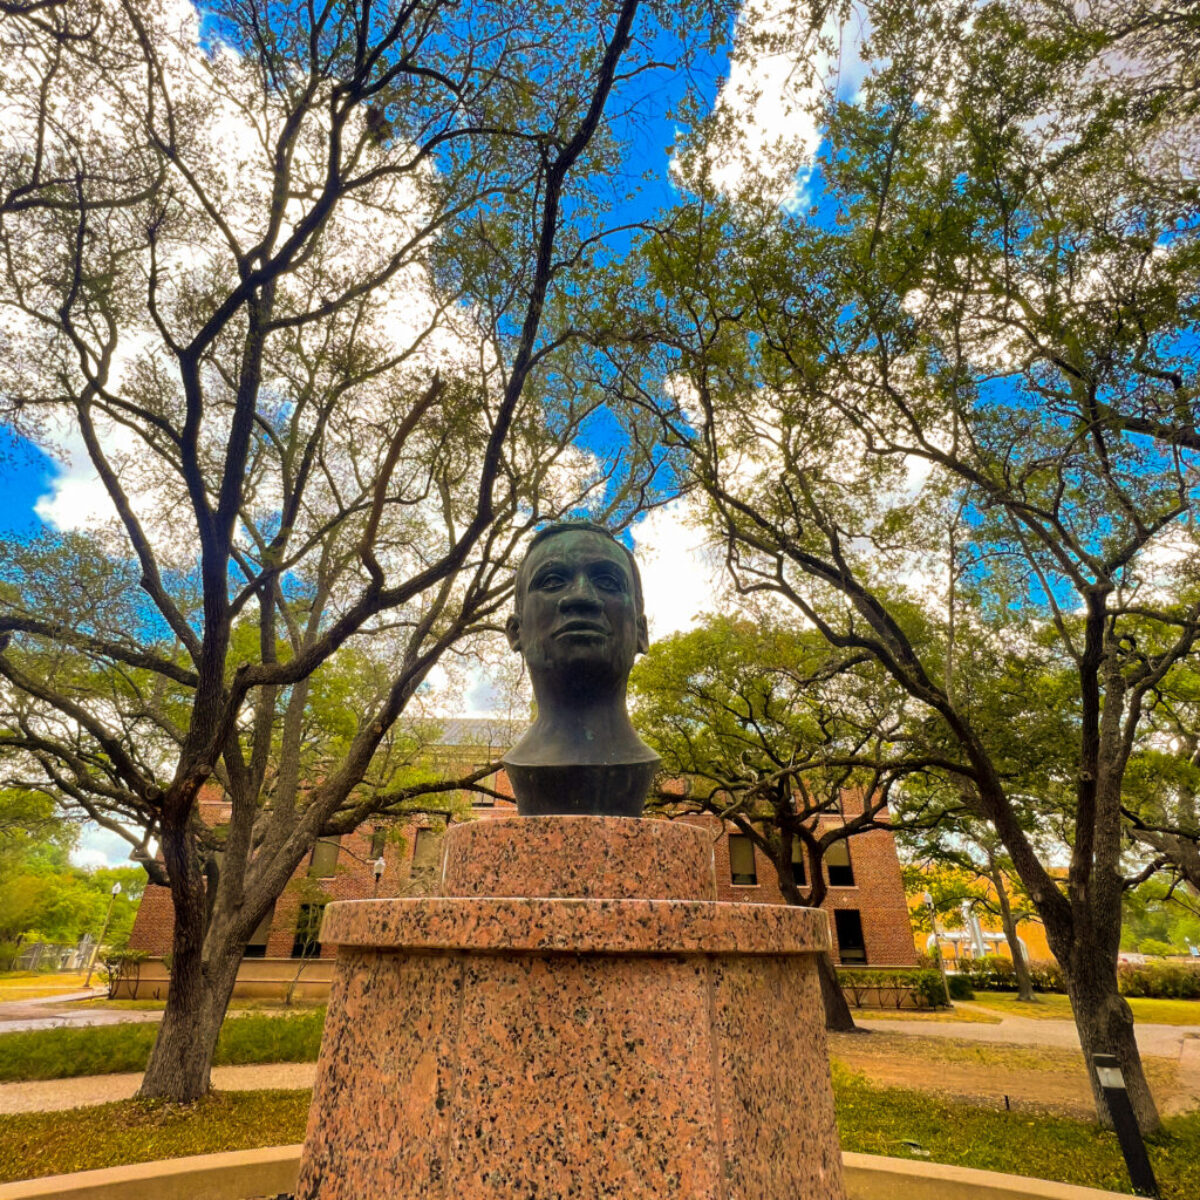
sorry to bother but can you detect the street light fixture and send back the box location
[83,881,122,989]
[923,891,953,1008]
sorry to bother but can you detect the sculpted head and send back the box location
[506,523,649,695]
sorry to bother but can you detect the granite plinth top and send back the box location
[441,815,716,901]
[319,896,830,955]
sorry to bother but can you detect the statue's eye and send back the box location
[533,570,566,590]
[593,571,624,592]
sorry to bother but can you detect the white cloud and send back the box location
[632,499,724,641]
[697,0,870,205]
[71,823,137,870]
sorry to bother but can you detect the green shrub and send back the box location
[1118,960,1200,1000]
[836,967,949,1008]
[949,955,1067,994]
[212,1008,326,1066]
[946,972,974,1000]
[1027,959,1064,993]
[959,955,1016,991]
[1138,939,1175,959]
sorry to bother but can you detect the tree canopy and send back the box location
[618,0,1200,1133]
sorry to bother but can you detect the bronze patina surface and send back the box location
[502,523,659,816]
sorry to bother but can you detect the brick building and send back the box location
[686,784,917,966]
[127,721,916,994]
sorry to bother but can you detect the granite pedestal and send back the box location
[295,817,847,1199]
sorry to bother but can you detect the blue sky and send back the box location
[1,427,61,539]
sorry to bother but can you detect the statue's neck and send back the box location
[504,675,655,767]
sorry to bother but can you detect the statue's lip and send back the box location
[552,620,609,637]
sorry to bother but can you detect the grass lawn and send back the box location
[0,1090,310,1182]
[0,1008,327,1083]
[834,1066,1200,1199]
[1,1074,1196,1196]
[0,973,92,1002]
[973,992,1200,1026]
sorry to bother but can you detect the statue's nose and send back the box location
[559,573,601,609]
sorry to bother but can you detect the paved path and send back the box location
[0,1062,318,1114]
[0,996,300,1034]
[0,993,165,1034]
[853,1003,1200,1059]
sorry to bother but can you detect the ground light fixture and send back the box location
[1093,1053,1159,1197]
[83,881,122,989]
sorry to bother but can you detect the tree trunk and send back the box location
[816,949,859,1032]
[1064,942,1161,1135]
[138,935,242,1102]
[992,873,1036,1002]
[773,832,858,1034]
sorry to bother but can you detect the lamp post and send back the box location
[923,891,953,1007]
[373,856,386,897]
[83,882,122,989]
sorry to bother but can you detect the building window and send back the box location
[309,835,342,878]
[291,902,326,958]
[369,827,387,858]
[834,909,867,964]
[729,835,758,886]
[826,839,855,887]
[243,905,274,959]
[412,827,443,872]
[790,841,806,888]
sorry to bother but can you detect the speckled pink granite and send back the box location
[319,895,828,955]
[442,816,716,900]
[296,816,847,1200]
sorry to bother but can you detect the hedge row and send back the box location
[956,955,1064,993]
[835,967,951,1008]
[950,953,1200,1000]
[1118,960,1200,1000]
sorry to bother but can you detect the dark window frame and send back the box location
[790,841,806,888]
[308,835,342,878]
[291,902,326,959]
[834,908,867,964]
[412,827,443,871]
[825,838,855,887]
[728,834,758,886]
[243,904,275,959]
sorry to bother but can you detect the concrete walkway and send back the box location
[0,993,165,1034]
[0,1062,318,1114]
[853,1002,1200,1059]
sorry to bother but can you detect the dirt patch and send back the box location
[829,1030,1183,1119]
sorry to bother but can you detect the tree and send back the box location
[630,613,937,1031]
[0,789,145,954]
[627,0,1200,1132]
[0,0,726,1101]
[1120,658,1200,893]
[902,820,1041,1002]
[1120,876,1200,956]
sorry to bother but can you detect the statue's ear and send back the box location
[505,613,522,652]
[636,614,649,655]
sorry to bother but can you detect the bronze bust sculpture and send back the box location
[502,522,659,816]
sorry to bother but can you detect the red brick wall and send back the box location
[127,791,519,959]
[129,780,914,967]
[680,806,917,967]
